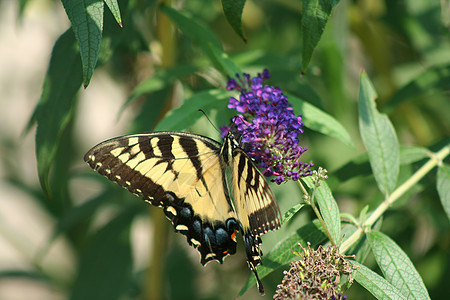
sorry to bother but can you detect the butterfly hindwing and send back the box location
[231,148,282,236]
[229,147,282,294]
[84,132,240,264]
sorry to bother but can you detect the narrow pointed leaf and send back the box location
[437,163,450,221]
[239,221,327,295]
[104,0,122,26]
[352,262,407,300]
[315,182,341,245]
[288,93,354,148]
[358,72,399,195]
[302,178,340,245]
[222,0,247,41]
[35,30,82,195]
[368,231,430,300]
[301,0,340,72]
[61,0,104,87]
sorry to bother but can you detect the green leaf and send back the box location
[301,0,340,72]
[34,29,82,196]
[161,5,241,77]
[104,0,122,26]
[281,203,305,226]
[352,262,407,300]
[61,0,104,87]
[287,93,354,148]
[221,0,247,41]
[155,90,229,131]
[358,71,399,195]
[315,182,341,246]
[399,146,429,165]
[384,64,450,113]
[437,163,450,221]
[368,231,431,300]
[239,221,327,295]
[70,206,135,300]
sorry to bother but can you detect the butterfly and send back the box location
[84,131,282,294]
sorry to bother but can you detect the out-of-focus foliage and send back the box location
[0,0,449,299]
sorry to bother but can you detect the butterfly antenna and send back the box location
[198,109,220,133]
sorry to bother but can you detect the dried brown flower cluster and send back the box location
[273,243,354,300]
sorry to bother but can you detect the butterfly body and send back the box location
[84,131,281,294]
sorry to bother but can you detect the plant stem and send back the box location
[144,1,176,300]
[339,144,450,253]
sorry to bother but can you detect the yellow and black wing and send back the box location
[84,131,282,294]
[84,131,240,264]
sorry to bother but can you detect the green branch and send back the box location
[339,144,450,253]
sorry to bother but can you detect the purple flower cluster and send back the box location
[223,70,313,184]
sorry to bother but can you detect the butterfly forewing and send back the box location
[85,132,240,264]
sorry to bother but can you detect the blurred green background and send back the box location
[0,0,448,299]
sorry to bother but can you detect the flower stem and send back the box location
[339,144,450,253]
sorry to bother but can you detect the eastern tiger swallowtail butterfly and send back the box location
[84,131,282,294]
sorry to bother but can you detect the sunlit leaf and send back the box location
[352,261,407,300]
[61,0,104,86]
[368,231,430,299]
[358,72,399,195]
[315,182,341,246]
[104,0,122,26]
[399,146,429,165]
[288,93,354,148]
